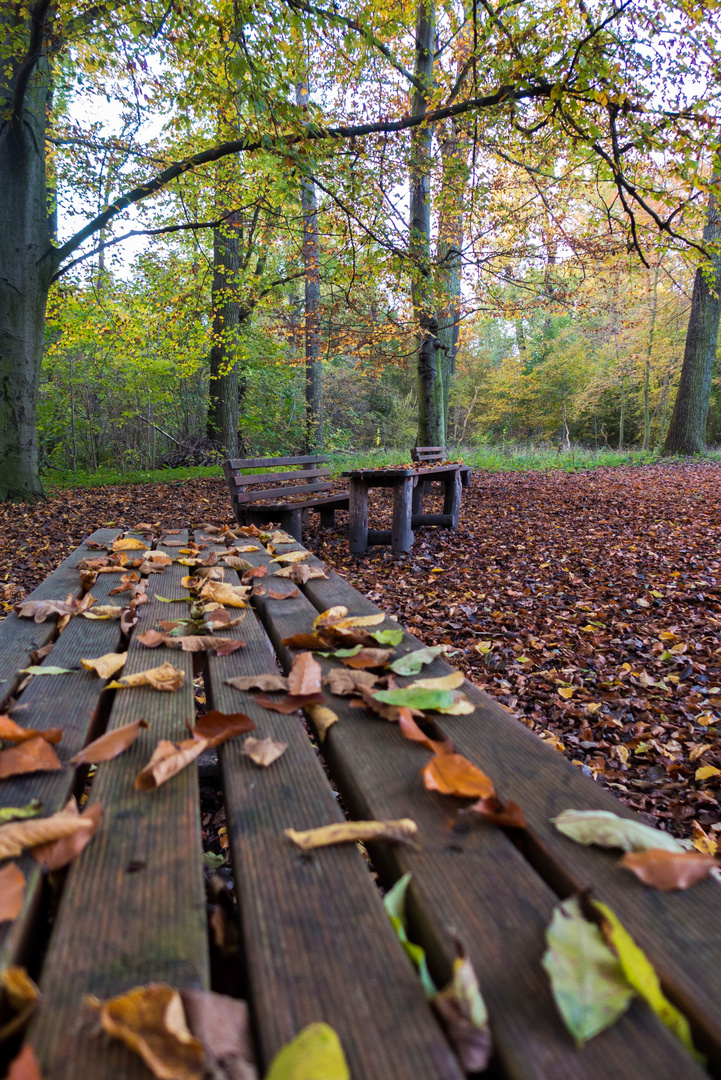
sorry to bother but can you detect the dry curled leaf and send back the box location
[422,752,496,799]
[271,550,310,564]
[272,563,328,583]
[255,692,325,714]
[6,1044,43,1080]
[180,989,258,1080]
[323,669,379,696]
[241,565,267,584]
[171,637,246,655]
[222,556,254,571]
[193,711,255,748]
[198,582,250,608]
[243,736,287,768]
[0,864,25,923]
[0,801,97,862]
[81,652,128,679]
[265,587,299,600]
[33,803,103,871]
[14,598,77,622]
[0,716,62,745]
[135,738,208,791]
[465,796,527,830]
[619,849,716,891]
[224,673,289,693]
[285,818,418,850]
[137,629,168,648]
[433,948,491,1073]
[111,537,149,551]
[305,704,339,742]
[398,710,450,754]
[0,967,40,1045]
[82,605,123,619]
[69,718,149,766]
[0,736,63,780]
[288,652,322,696]
[341,647,393,670]
[107,662,185,692]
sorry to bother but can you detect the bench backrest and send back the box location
[411,445,447,464]
[223,455,333,506]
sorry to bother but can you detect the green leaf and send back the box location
[389,645,444,675]
[0,799,43,823]
[316,645,363,658]
[265,1022,349,1080]
[373,687,454,711]
[551,810,687,853]
[592,900,702,1060]
[20,666,74,676]
[202,851,226,869]
[383,873,437,998]
[370,628,404,646]
[155,595,191,603]
[542,896,634,1045]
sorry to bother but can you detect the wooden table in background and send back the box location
[342,463,463,554]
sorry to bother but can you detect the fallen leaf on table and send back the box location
[398,710,450,754]
[619,849,716,891]
[138,630,168,648]
[286,563,328,583]
[180,989,258,1080]
[0,717,62,745]
[107,663,185,692]
[19,666,74,677]
[265,1022,348,1080]
[33,803,103,871]
[0,864,25,923]
[341,648,392,670]
[69,718,149,766]
[81,652,128,679]
[225,673,289,693]
[288,652,322,696]
[79,568,98,589]
[120,604,141,635]
[0,800,97,861]
[373,687,454,711]
[222,556,254,571]
[412,671,465,691]
[111,538,149,551]
[14,598,77,622]
[0,800,43,823]
[255,692,325,714]
[236,545,261,553]
[198,582,250,608]
[281,632,325,650]
[305,703,339,741]
[433,949,491,1073]
[174,637,246,655]
[271,551,310,564]
[87,983,205,1080]
[83,605,123,619]
[422,752,495,799]
[109,571,141,595]
[193,711,255,747]
[370,628,404,646]
[551,810,687,853]
[465,796,527,829]
[356,684,422,722]
[0,736,63,780]
[6,1045,43,1079]
[241,566,267,584]
[135,738,208,791]
[0,966,40,1044]
[266,530,296,545]
[542,896,634,1045]
[265,587,299,600]
[312,605,348,627]
[389,646,444,676]
[207,609,246,630]
[243,736,287,767]
[435,691,475,715]
[285,819,417,850]
[323,669,379,696]
[593,900,698,1055]
[383,873,436,997]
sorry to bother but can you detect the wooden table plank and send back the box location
[238,545,708,1080]
[296,560,721,1068]
[27,533,210,1080]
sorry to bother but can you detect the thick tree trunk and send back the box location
[0,53,55,501]
[207,213,241,456]
[296,82,322,452]
[410,0,443,446]
[664,175,721,454]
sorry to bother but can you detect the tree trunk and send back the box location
[663,175,721,455]
[207,213,241,456]
[410,0,443,446]
[436,118,467,444]
[642,264,660,450]
[0,48,56,501]
[296,82,323,452]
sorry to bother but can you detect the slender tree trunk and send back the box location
[664,172,721,454]
[642,264,660,450]
[295,82,322,452]
[618,375,625,451]
[410,0,443,446]
[436,119,467,444]
[207,213,241,456]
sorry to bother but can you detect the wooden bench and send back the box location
[223,454,349,541]
[411,445,472,488]
[1,529,720,1079]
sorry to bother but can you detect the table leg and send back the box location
[443,469,462,529]
[349,478,369,553]
[391,477,414,553]
[411,477,424,516]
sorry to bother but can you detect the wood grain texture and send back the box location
[202,554,463,1080]
[28,533,210,1080]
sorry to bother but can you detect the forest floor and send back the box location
[2,461,720,844]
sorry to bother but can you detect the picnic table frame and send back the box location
[0,528,720,1080]
[342,464,463,554]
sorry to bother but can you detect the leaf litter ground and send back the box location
[1,464,719,842]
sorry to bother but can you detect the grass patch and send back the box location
[44,464,224,489]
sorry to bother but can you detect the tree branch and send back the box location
[11,0,52,125]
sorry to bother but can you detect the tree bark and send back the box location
[410,0,443,446]
[436,118,467,444]
[207,213,241,456]
[296,82,323,452]
[664,171,721,455]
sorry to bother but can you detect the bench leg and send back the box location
[319,507,336,529]
[278,508,303,542]
[349,478,369,553]
[391,477,414,553]
[442,470,462,529]
[411,478,424,516]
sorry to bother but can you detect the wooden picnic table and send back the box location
[342,464,463,554]
[0,527,720,1079]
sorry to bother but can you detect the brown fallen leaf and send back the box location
[465,796,527,830]
[87,983,205,1080]
[398,710,450,754]
[109,571,141,595]
[222,556,254,571]
[120,604,141,635]
[255,692,325,714]
[137,630,168,648]
[241,565,267,584]
[243,736,287,767]
[0,967,40,1044]
[323,669,379,696]
[14,598,77,623]
[224,674,289,693]
[33,803,103,871]
[69,718,149,766]
[0,716,62,745]
[285,819,418,850]
[341,647,392,670]
[272,563,328,583]
[168,637,246,655]
[620,849,717,891]
[281,632,325,650]
[81,652,128,679]
[135,738,208,791]
[265,587,299,600]
[82,605,123,619]
[305,704,339,742]
[422,752,496,799]
[271,551,310,564]
[78,556,111,570]
[207,609,246,630]
[0,864,25,923]
[107,663,185,692]
[198,582,249,607]
[143,553,173,566]
[6,1044,43,1080]
[433,948,491,1073]
[0,736,63,780]
[180,989,258,1080]
[79,569,98,589]
[288,652,322,696]
[0,801,97,861]
[193,711,255,748]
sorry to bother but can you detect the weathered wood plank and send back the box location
[226,455,327,469]
[27,533,210,1080]
[349,478,369,554]
[236,481,332,503]
[232,468,331,486]
[391,476,414,553]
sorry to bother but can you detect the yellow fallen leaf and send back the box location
[474,641,492,654]
[265,1022,349,1080]
[305,703,339,742]
[411,671,465,691]
[689,743,713,762]
[284,819,417,850]
[0,801,97,861]
[87,983,204,1080]
[271,550,311,564]
[0,966,40,1043]
[107,663,184,692]
[112,538,149,551]
[81,652,128,679]
[82,605,123,619]
[236,545,261,552]
[198,581,250,607]
[558,686,574,700]
[695,765,721,781]
[135,738,208,791]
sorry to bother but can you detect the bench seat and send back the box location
[224,455,348,540]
